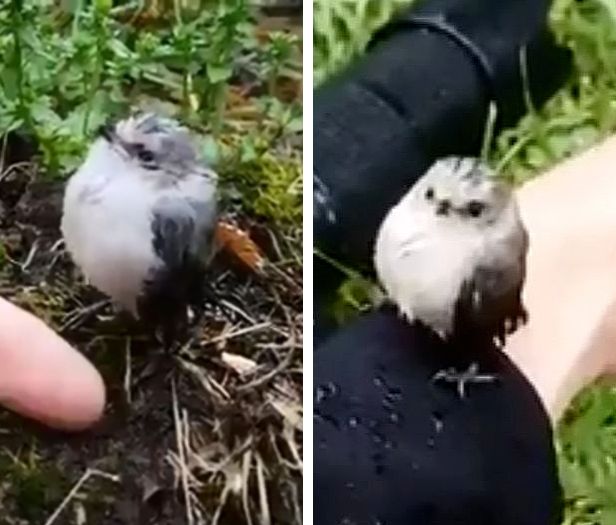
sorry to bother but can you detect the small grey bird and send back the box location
[61,112,218,345]
[374,156,528,396]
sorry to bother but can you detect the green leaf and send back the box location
[94,0,112,15]
[0,242,7,270]
[199,135,221,166]
[240,137,258,162]
[286,116,303,134]
[0,67,19,101]
[206,64,233,84]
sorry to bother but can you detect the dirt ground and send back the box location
[0,133,303,524]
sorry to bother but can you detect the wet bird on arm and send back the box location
[374,156,528,397]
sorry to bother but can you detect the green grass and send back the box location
[0,450,70,523]
[0,2,303,522]
[0,0,302,226]
[314,0,616,522]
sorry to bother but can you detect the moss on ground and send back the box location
[0,1,303,524]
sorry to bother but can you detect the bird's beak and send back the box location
[436,200,451,216]
[97,123,116,142]
[103,133,132,161]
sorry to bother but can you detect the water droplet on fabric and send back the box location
[384,391,402,404]
[434,87,448,101]
[316,382,340,404]
[387,385,402,395]
[315,386,327,404]
[322,413,340,430]
[431,410,444,433]
[371,451,385,475]
[326,382,339,397]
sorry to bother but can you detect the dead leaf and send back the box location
[75,503,87,525]
[272,76,302,103]
[227,85,251,107]
[222,352,259,376]
[215,221,266,274]
[268,394,303,432]
[141,474,162,503]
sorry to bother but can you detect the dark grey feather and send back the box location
[452,223,528,345]
[452,259,527,345]
[138,193,216,347]
[150,195,216,268]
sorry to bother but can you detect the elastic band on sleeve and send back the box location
[368,15,498,107]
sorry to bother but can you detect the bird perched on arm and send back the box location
[374,156,528,396]
[61,112,218,347]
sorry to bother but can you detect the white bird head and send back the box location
[96,112,213,182]
[400,156,513,229]
[374,156,527,340]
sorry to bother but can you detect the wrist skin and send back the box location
[505,135,616,420]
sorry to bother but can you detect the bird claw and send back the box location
[435,327,448,341]
[506,315,523,335]
[432,362,497,398]
[494,307,528,347]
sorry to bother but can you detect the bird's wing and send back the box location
[452,249,527,344]
[385,207,432,259]
[139,186,217,345]
[474,215,528,313]
[150,190,217,270]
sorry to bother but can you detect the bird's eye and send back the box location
[425,187,434,200]
[467,200,485,218]
[136,147,155,163]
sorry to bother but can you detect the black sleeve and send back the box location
[314,0,571,271]
[314,307,563,525]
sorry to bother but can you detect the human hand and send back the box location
[0,297,105,430]
[506,134,616,420]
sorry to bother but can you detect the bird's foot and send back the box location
[513,300,528,328]
[515,306,529,329]
[494,306,528,348]
[59,298,111,332]
[432,362,497,398]
[153,325,179,354]
[153,318,196,354]
[434,327,448,341]
[504,310,527,335]
[187,304,206,329]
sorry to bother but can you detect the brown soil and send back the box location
[0,143,302,525]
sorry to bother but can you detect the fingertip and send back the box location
[0,298,106,431]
